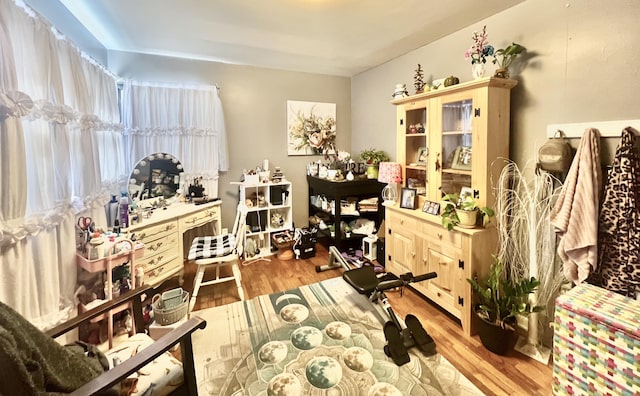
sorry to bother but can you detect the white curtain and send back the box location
[0,0,124,328]
[122,80,228,199]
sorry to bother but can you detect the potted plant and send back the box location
[344,224,352,238]
[328,224,335,238]
[359,148,390,179]
[467,256,544,355]
[440,193,495,230]
[492,43,526,78]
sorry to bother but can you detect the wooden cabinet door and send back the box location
[387,227,415,276]
[426,247,459,317]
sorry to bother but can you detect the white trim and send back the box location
[546,120,640,138]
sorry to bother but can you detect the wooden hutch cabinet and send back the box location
[385,77,517,336]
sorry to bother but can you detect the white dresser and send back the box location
[125,201,221,286]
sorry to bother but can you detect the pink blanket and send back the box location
[550,128,602,283]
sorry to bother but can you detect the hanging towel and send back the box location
[594,128,640,297]
[550,128,602,283]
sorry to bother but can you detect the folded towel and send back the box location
[550,128,602,283]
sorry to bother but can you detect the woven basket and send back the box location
[152,290,189,325]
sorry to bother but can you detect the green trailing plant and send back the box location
[492,43,526,69]
[467,256,544,330]
[440,193,495,230]
[359,148,390,166]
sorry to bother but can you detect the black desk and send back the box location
[307,175,384,250]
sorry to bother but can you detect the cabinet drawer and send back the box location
[421,222,461,248]
[179,207,219,230]
[388,213,417,230]
[130,220,178,243]
[425,284,460,319]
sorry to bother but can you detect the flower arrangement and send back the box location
[289,107,336,154]
[464,25,494,64]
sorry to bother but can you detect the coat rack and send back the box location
[546,120,640,138]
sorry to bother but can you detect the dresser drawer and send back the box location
[137,243,180,270]
[179,207,219,230]
[140,232,179,256]
[144,258,183,285]
[130,220,178,243]
[421,221,461,248]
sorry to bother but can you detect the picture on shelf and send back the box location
[416,147,428,165]
[400,188,418,209]
[422,200,441,215]
[451,146,472,170]
[460,186,474,200]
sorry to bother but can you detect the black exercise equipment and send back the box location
[342,263,438,365]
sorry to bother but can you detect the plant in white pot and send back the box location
[467,256,544,355]
[440,193,494,230]
[359,148,390,179]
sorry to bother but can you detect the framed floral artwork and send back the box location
[287,100,337,156]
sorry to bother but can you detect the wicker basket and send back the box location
[152,289,189,325]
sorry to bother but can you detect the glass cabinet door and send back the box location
[400,100,428,196]
[439,97,473,198]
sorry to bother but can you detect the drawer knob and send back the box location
[437,233,443,239]
[400,219,404,225]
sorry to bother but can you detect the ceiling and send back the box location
[58,0,524,77]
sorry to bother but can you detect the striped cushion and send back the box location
[188,235,236,260]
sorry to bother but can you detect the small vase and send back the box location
[494,67,510,79]
[472,63,485,79]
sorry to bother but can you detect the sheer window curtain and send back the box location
[0,0,125,328]
[122,81,228,199]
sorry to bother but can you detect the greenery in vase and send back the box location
[359,148,390,166]
[493,43,526,69]
[467,256,544,330]
[440,193,495,230]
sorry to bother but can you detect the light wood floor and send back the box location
[177,245,553,396]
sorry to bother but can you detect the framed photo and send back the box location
[416,146,428,165]
[451,146,472,170]
[460,186,474,201]
[422,200,441,215]
[400,188,417,209]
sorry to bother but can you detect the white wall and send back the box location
[351,0,640,169]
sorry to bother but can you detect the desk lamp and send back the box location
[377,162,402,203]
